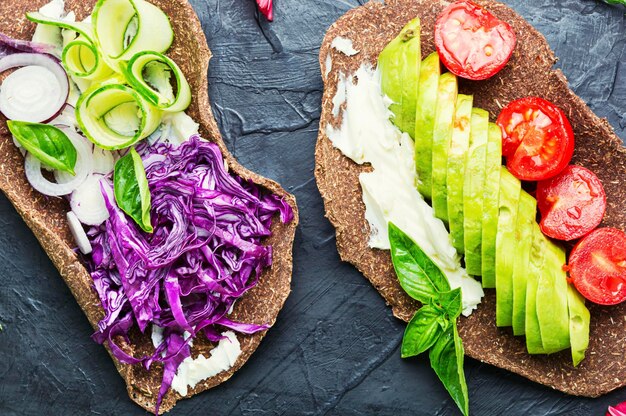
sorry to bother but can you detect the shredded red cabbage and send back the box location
[86,136,293,412]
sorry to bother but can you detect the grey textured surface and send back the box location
[0,0,625,415]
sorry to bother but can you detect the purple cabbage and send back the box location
[86,136,293,412]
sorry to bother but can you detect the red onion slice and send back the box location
[0,53,69,123]
[24,127,92,196]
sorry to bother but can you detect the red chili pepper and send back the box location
[256,0,273,21]
[607,401,626,416]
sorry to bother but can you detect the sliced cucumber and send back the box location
[431,72,457,223]
[511,191,536,336]
[495,167,521,327]
[414,52,440,199]
[480,123,502,287]
[63,37,115,80]
[125,51,191,112]
[76,83,161,150]
[93,0,174,69]
[446,94,473,254]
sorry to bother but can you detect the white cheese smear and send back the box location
[325,65,484,315]
[161,331,241,396]
[331,37,359,56]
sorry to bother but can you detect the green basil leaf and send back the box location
[401,305,443,358]
[439,287,463,320]
[8,121,77,174]
[114,148,153,233]
[388,222,451,303]
[429,324,469,416]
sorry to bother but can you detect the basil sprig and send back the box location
[8,121,77,175]
[114,148,153,233]
[389,222,469,416]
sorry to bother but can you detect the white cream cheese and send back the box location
[331,37,359,56]
[324,53,333,79]
[325,65,484,315]
[170,331,241,396]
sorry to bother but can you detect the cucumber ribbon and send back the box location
[30,0,191,150]
[125,51,191,112]
[26,12,114,81]
[77,83,161,150]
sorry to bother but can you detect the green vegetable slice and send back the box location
[480,123,502,287]
[495,167,521,327]
[125,51,191,112]
[525,224,547,354]
[567,283,590,366]
[378,25,405,130]
[414,52,440,199]
[26,12,114,80]
[8,121,77,174]
[398,18,421,137]
[537,240,570,353]
[446,94,473,254]
[431,72,458,223]
[93,0,174,71]
[463,108,489,276]
[114,147,153,233]
[511,191,536,336]
[76,83,161,150]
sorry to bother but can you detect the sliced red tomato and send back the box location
[496,97,574,181]
[434,0,516,80]
[568,228,626,305]
[537,165,606,241]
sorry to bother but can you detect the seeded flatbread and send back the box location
[315,0,626,397]
[0,0,299,413]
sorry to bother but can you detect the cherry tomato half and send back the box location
[568,228,626,305]
[496,97,574,181]
[434,0,516,80]
[537,165,606,241]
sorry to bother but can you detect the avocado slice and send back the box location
[536,241,570,353]
[378,25,405,131]
[525,224,547,354]
[463,108,489,276]
[431,72,458,223]
[399,18,421,138]
[446,94,473,254]
[495,167,521,327]
[511,191,537,336]
[567,283,590,366]
[414,52,440,199]
[480,123,502,288]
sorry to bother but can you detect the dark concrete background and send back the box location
[1,0,626,414]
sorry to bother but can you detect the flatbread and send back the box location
[315,0,626,397]
[0,0,299,413]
